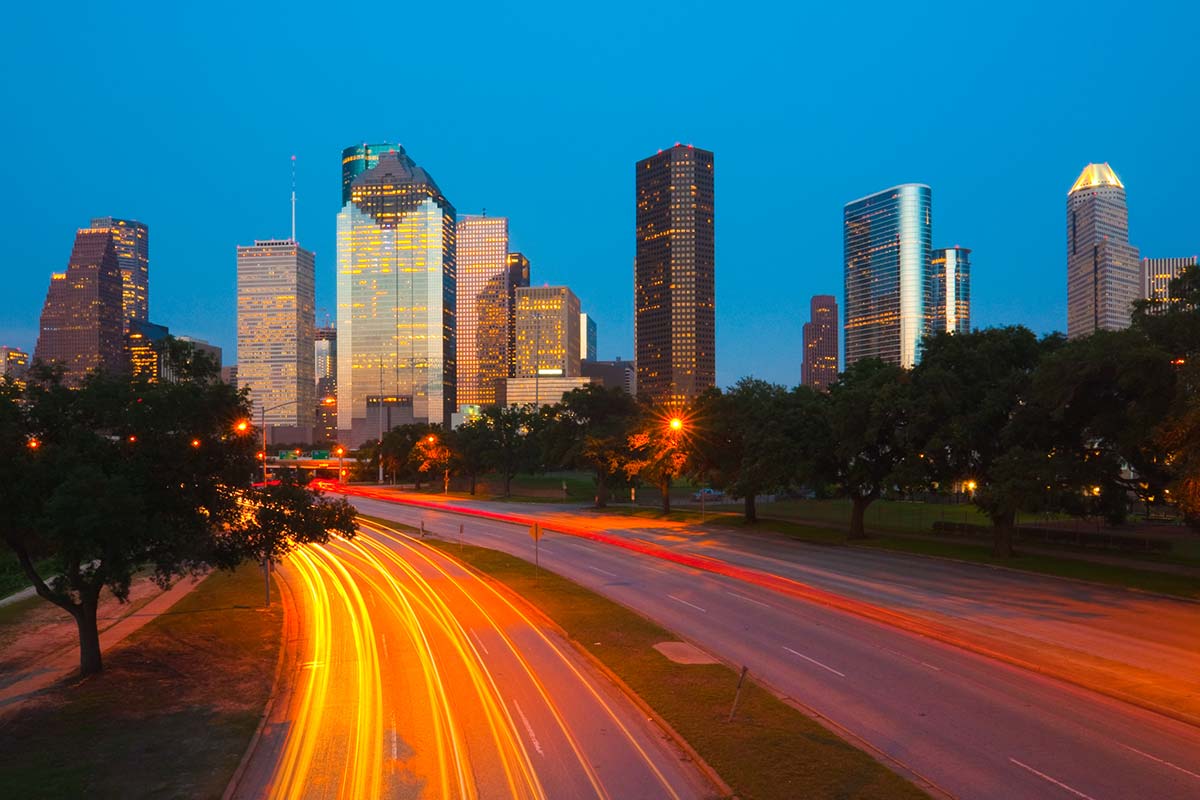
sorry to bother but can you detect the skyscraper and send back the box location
[341,142,397,206]
[931,246,971,335]
[34,224,126,385]
[513,286,581,378]
[236,239,316,434]
[1143,256,1197,304]
[126,320,171,381]
[635,144,715,405]
[336,147,456,446]
[456,215,511,408]
[801,295,839,390]
[1066,163,1141,339]
[580,312,597,361]
[506,252,531,378]
[843,184,933,368]
[314,325,337,441]
[0,346,30,381]
[90,217,148,329]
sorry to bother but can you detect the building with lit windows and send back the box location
[514,286,580,379]
[176,336,222,370]
[580,312,597,361]
[506,252,530,378]
[635,144,715,405]
[236,239,316,436]
[314,325,337,441]
[0,346,29,381]
[336,147,456,447]
[1143,256,1196,304]
[801,295,839,390]
[581,358,636,396]
[843,184,933,369]
[931,246,971,335]
[1067,163,1141,338]
[498,376,594,407]
[90,217,148,329]
[341,142,398,206]
[34,225,126,386]
[456,215,511,408]
[126,320,171,380]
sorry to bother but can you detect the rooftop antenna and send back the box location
[290,155,297,242]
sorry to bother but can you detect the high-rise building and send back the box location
[580,312,597,361]
[635,144,715,405]
[314,325,337,442]
[931,246,971,335]
[34,225,126,386]
[90,217,148,329]
[843,184,933,368]
[0,346,30,381]
[513,286,580,381]
[581,358,636,396]
[801,295,839,390]
[456,215,511,408]
[340,142,397,206]
[126,320,171,381]
[1066,163,1141,339]
[236,239,316,433]
[1143,256,1197,304]
[176,336,223,370]
[336,148,456,446]
[506,252,530,378]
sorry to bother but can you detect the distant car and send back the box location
[692,488,724,501]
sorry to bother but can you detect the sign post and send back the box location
[529,522,543,583]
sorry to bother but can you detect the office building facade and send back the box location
[314,326,337,442]
[34,225,126,386]
[336,148,456,446]
[635,144,716,405]
[931,246,971,335]
[456,215,511,408]
[801,295,839,390]
[843,184,933,368]
[581,358,636,396]
[1143,256,1197,304]
[580,312,597,361]
[0,346,30,381]
[236,239,316,431]
[514,286,580,379]
[341,142,398,206]
[1066,163,1141,338]
[90,217,148,329]
[499,376,594,408]
[506,252,531,378]
[126,320,171,381]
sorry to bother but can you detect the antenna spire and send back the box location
[290,155,297,242]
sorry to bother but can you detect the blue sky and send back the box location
[2,1,1196,387]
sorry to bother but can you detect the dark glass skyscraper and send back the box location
[843,184,932,369]
[506,252,530,379]
[635,144,715,405]
[34,224,126,385]
[801,295,839,390]
[1066,163,1140,338]
[90,216,148,329]
[931,246,971,335]
[341,142,399,206]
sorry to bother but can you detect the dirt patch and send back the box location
[653,641,719,664]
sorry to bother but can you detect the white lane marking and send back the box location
[512,699,544,756]
[783,646,845,677]
[876,643,942,672]
[390,713,399,760]
[725,590,771,609]
[1009,758,1098,799]
[470,629,490,655]
[1119,742,1200,781]
[667,594,707,613]
[585,564,619,578]
[380,633,389,661]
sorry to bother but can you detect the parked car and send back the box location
[692,487,725,501]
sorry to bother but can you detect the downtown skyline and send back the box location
[2,2,1197,389]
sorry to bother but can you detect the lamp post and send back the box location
[253,398,302,608]
[334,446,345,483]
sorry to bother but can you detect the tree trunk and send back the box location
[76,597,102,677]
[595,470,608,508]
[848,496,871,540]
[504,471,513,497]
[660,476,671,515]
[469,473,477,495]
[991,510,1016,558]
[744,493,757,523]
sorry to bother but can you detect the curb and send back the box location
[222,566,295,800]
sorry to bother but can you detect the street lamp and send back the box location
[257,399,302,484]
[334,446,345,483]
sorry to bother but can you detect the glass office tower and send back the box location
[1143,256,1197,304]
[801,295,839,390]
[341,142,399,206]
[1066,163,1140,338]
[931,246,971,335]
[843,184,933,369]
[337,149,456,447]
[506,252,531,378]
[90,216,148,329]
[456,214,510,408]
[580,312,597,361]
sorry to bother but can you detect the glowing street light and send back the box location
[235,420,250,433]
[27,438,40,450]
[669,417,684,432]
[191,438,202,448]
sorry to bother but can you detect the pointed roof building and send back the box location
[1069,162,1124,194]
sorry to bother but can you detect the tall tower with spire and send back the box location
[1066,163,1140,338]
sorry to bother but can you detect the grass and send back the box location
[422,536,930,800]
[0,551,55,599]
[0,565,283,799]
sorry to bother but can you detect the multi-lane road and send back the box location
[345,492,1200,800]
[231,521,714,800]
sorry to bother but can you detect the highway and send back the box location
[347,493,1200,800]
[232,522,714,799]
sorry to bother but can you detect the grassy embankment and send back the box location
[0,565,282,799]
[419,533,931,800]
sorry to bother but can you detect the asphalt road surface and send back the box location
[232,521,714,800]
[348,493,1200,800]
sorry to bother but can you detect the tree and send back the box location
[625,404,690,514]
[689,378,794,523]
[378,423,436,485]
[823,360,909,539]
[412,431,453,493]
[2,362,356,677]
[545,385,638,508]
[449,419,491,495]
[478,405,536,497]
